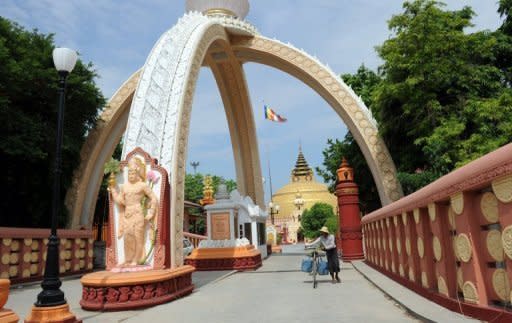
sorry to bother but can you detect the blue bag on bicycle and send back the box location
[318,259,329,275]
[301,258,313,272]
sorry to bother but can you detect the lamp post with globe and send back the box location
[26,48,80,323]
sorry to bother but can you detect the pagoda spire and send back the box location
[291,146,313,181]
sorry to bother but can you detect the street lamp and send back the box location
[36,48,77,307]
[268,201,279,225]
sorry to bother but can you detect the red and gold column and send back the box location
[335,158,364,261]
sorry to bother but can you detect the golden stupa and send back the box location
[271,147,337,242]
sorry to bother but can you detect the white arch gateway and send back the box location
[66,1,403,267]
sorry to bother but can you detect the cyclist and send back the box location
[305,226,340,283]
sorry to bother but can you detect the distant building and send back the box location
[270,147,337,243]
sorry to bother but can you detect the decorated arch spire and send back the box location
[185,0,250,19]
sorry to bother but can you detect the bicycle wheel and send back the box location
[312,258,318,289]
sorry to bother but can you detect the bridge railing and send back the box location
[0,227,93,284]
[361,143,512,322]
[183,232,207,248]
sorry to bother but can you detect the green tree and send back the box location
[1,17,105,227]
[375,0,510,176]
[319,1,512,201]
[300,203,337,239]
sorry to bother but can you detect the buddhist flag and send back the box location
[264,105,287,122]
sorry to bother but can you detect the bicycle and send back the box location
[305,247,326,289]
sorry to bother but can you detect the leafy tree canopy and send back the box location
[319,0,512,204]
[300,203,337,239]
[1,17,105,227]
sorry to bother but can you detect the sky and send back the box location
[3,0,502,204]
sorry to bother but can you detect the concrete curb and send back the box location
[352,261,478,323]
[352,262,434,323]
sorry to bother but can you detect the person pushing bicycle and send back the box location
[305,226,340,283]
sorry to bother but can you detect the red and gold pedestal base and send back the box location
[79,266,195,311]
[185,246,262,271]
[0,308,19,323]
[25,304,80,323]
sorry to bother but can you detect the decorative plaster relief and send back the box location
[486,230,504,262]
[234,35,404,204]
[450,192,464,215]
[480,192,499,223]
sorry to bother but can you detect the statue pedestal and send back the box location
[25,304,80,323]
[185,246,261,271]
[0,309,19,323]
[80,266,194,311]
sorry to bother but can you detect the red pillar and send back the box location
[335,158,364,261]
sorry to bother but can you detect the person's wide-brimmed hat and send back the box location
[319,226,329,234]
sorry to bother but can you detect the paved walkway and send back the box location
[5,244,475,322]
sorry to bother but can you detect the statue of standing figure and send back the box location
[109,157,158,266]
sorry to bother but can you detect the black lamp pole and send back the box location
[35,70,70,307]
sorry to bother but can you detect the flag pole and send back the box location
[268,158,274,225]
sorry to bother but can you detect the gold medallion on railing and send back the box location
[402,212,407,225]
[502,225,512,260]
[456,233,472,263]
[492,174,512,203]
[486,230,503,262]
[438,276,448,297]
[413,209,420,224]
[433,236,442,261]
[421,272,428,288]
[405,237,411,256]
[417,237,424,259]
[428,203,436,222]
[408,267,415,281]
[462,281,479,304]
[492,269,510,302]
[480,192,499,223]
[450,192,464,215]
